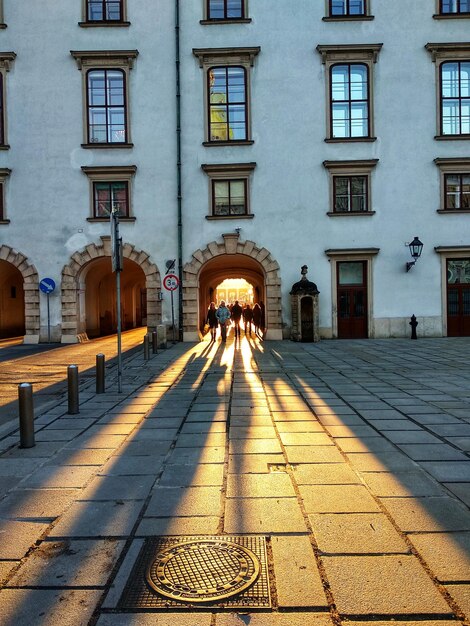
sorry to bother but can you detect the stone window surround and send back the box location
[316,44,382,142]
[325,247,379,338]
[323,0,374,21]
[0,1,5,28]
[201,0,251,24]
[433,0,470,18]
[323,159,378,215]
[81,165,137,221]
[71,50,138,148]
[0,167,10,223]
[201,162,256,219]
[193,47,260,146]
[434,157,470,213]
[435,245,470,335]
[79,0,130,26]
[0,52,16,148]
[425,42,470,140]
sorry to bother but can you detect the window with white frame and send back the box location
[202,162,256,218]
[323,160,378,215]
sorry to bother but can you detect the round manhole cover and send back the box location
[146,539,261,603]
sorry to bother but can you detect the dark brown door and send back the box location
[300,297,314,342]
[337,261,368,339]
[447,259,470,337]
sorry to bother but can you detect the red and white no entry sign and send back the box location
[163,273,180,291]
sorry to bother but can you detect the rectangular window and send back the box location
[209,66,247,142]
[87,0,123,21]
[87,69,126,143]
[331,64,369,138]
[93,181,129,217]
[333,176,367,212]
[208,0,244,19]
[441,61,470,136]
[213,179,247,215]
[202,162,255,219]
[440,0,470,14]
[330,0,366,16]
[445,174,470,209]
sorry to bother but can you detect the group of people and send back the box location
[206,300,265,342]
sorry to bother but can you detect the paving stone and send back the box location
[136,516,220,536]
[397,443,468,461]
[275,421,324,433]
[175,433,226,447]
[310,513,409,554]
[428,424,470,437]
[25,465,98,489]
[186,411,227,422]
[421,461,470,482]
[271,535,327,608]
[7,539,125,586]
[79,475,155,501]
[0,589,103,626]
[114,440,171,456]
[0,475,24,497]
[228,454,285,473]
[97,613,213,625]
[271,411,316,422]
[180,422,226,433]
[445,584,470,617]
[380,496,470,532]
[334,437,396,453]
[229,439,283,454]
[278,432,332,446]
[85,423,138,436]
[355,409,406,420]
[409,532,470,582]
[443,482,470,507]
[43,418,97,430]
[49,500,142,538]
[345,622,460,626]
[145,486,222,517]
[159,463,224,486]
[0,519,49,558]
[229,426,277,438]
[98,455,165,476]
[97,413,144,424]
[322,424,380,438]
[65,433,127,449]
[0,489,79,520]
[447,436,470,451]
[361,472,445,497]
[299,484,381,513]
[367,420,422,431]
[46,448,114,466]
[384,430,443,444]
[0,458,43,476]
[169,446,225,464]
[316,413,367,425]
[345,451,418,472]
[227,473,295,498]
[224,497,307,533]
[229,415,273,426]
[284,446,344,464]
[127,428,178,441]
[293,463,361,485]
[1,441,66,458]
[322,554,451,615]
[35,429,86,442]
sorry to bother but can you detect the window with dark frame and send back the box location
[208,0,244,20]
[212,179,247,216]
[208,66,247,142]
[330,0,366,16]
[331,63,369,138]
[333,175,368,212]
[440,0,470,14]
[87,69,126,144]
[441,61,470,135]
[444,173,470,209]
[87,0,123,22]
[93,181,129,217]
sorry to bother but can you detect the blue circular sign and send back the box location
[39,278,56,294]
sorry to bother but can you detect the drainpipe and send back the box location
[175,0,183,341]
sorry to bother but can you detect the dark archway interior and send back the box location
[0,260,25,339]
[198,255,265,334]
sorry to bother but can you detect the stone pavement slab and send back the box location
[381,496,470,532]
[98,454,165,475]
[49,500,142,538]
[409,532,470,582]
[445,584,470,617]
[228,453,285,473]
[159,462,224,486]
[97,614,213,626]
[346,451,418,472]
[284,446,344,463]
[217,614,334,625]
[361,471,445,497]
[46,447,114,466]
[24,465,98,489]
[224,497,307,533]
[0,488,79,519]
[169,446,225,464]
[0,519,49,558]
[145,486,222,517]
[229,439,283,454]
[334,437,396,453]
[79,475,155,500]
[227,473,295,498]
[444,482,470,506]
[421,461,470,482]
[299,484,381,513]
[136,515,219,536]
[293,463,361,484]
[397,443,468,460]
[322,554,452,615]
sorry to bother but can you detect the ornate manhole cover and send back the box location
[146,539,260,602]
[118,535,271,609]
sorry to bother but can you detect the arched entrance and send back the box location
[0,245,40,343]
[61,236,161,343]
[183,233,283,341]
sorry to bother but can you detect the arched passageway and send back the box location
[61,236,161,343]
[183,233,283,341]
[0,246,39,342]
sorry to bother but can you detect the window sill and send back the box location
[0,24,7,29]
[0,144,10,150]
[325,137,377,143]
[0,219,10,224]
[206,214,254,220]
[203,140,254,147]
[437,209,470,214]
[78,21,131,27]
[200,18,252,25]
[435,135,470,141]
[327,211,375,217]
[87,216,136,222]
[81,143,134,149]
[322,15,374,21]
[433,13,470,19]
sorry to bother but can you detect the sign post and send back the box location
[163,271,180,344]
[111,209,123,392]
[39,278,56,343]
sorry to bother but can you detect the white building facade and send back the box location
[0,0,469,343]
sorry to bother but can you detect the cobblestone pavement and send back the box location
[0,334,469,625]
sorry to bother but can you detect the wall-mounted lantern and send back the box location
[406,237,423,272]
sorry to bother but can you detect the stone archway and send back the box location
[0,245,40,343]
[183,233,282,341]
[61,236,161,343]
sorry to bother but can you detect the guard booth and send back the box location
[290,265,320,342]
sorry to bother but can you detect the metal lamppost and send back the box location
[111,207,123,392]
[406,236,424,272]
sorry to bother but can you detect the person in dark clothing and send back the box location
[231,300,243,339]
[206,302,218,341]
[243,304,253,336]
[259,301,266,337]
[252,302,262,336]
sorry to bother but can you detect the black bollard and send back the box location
[409,314,418,340]
[18,383,35,448]
[67,364,80,414]
[152,330,158,354]
[96,353,105,394]
[143,334,150,360]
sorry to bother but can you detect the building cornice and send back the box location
[192,46,260,67]
[70,50,139,69]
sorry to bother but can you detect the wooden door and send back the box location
[447,259,470,337]
[337,261,368,339]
